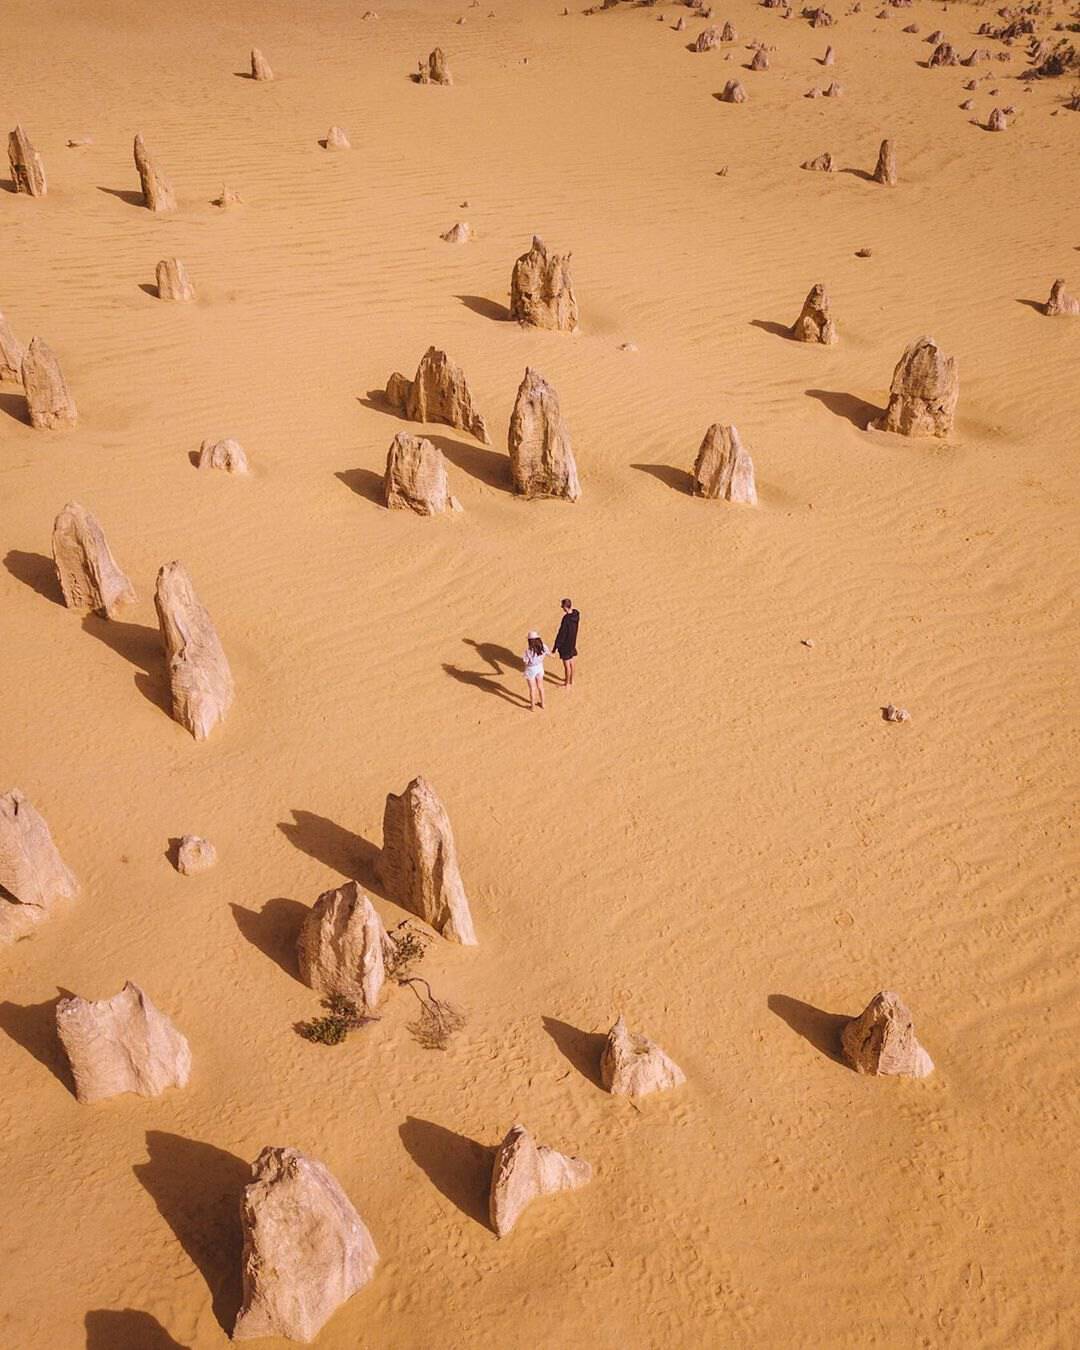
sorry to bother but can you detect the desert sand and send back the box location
[2,0,1079,1344]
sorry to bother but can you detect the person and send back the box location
[522,630,549,711]
[552,598,580,688]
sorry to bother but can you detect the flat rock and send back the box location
[378,776,477,944]
[601,1015,686,1097]
[56,981,191,1102]
[384,432,449,514]
[52,502,136,617]
[509,236,579,332]
[22,337,77,430]
[177,835,217,875]
[691,423,757,503]
[508,367,581,501]
[841,990,934,1077]
[385,346,490,443]
[0,789,79,944]
[872,335,958,437]
[489,1124,591,1238]
[297,880,386,1011]
[154,561,235,740]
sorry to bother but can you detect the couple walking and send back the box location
[522,599,579,711]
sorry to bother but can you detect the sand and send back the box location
[2,0,1078,1345]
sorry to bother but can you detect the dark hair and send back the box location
[528,636,545,656]
[561,598,572,609]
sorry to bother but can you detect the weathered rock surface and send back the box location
[8,125,46,196]
[156,258,195,302]
[691,423,758,503]
[822,43,835,63]
[325,125,351,150]
[297,881,386,1011]
[134,133,176,212]
[873,137,897,185]
[0,310,24,382]
[384,432,450,514]
[0,789,79,943]
[56,981,191,1102]
[52,502,136,618]
[872,335,958,437]
[416,48,452,84]
[378,776,477,945]
[1044,278,1080,316]
[801,151,835,171]
[509,236,579,332]
[823,79,843,95]
[841,990,934,1077]
[440,220,471,243]
[720,78,748,101]
[883,702,910,722]
[197,437,249,474]
[154,561,235,740]
[234,1147,379,1343]
[928,40,957,66]
[721,20,738,40]
[251,48,274,80]
[489,1125,592,1238]
[986,106,1008,130]
[22,337,77,430]
[213,185,243,209]
[177,835,217,875]
[385,347,490,443]
[693,24,723,49]
[508,367,581,501]
[601,1016,686,1097]
[749,46,769,69]
[791,282,838,344]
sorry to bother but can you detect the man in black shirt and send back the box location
[552,598,580,688]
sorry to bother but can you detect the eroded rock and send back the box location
[56,982,191,1102]
[489,1124,592,1238]
[378,776,477,945]
[873,137,897,184]
[22,337,77,430]
[251,48,274,80]
[177,835,217,875]
[154,561,234,740]
[385,347,490,443]
[384,432,450,514]
[297,880,386,1011]
[156,258,195,302]
[234,1147,379,1343]
[0,311,24,382]
[1044,278,1080,316]
[134,134,176,213]
[791,282,838,343]
[841,990,934,1077]
[416,48,452,84]
[510,236,579,332]
[52,502,136,618]
[8,125,46,196]
[693,24,723,49]
[508,367,581,501]
[691,423,757,503]
[197,437,249,474]
[0,789,78,944]
[986,106,1008,130]
[441,221,472,243]
[872,335,958,437]
[601,1016,686,1097]
[325,125,351,150]
[801,151,835,171]
[720,78,748,100]
[749,46,770,69]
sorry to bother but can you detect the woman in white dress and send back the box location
[521,629,550,711]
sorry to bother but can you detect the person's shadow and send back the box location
[463,638,518,672]
[444,637,529,706]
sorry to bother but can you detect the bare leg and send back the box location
[566,657,575,688]
[527,676,537,710]
[537,676,545,710]
[561,659,570,686]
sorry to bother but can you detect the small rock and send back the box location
[841,990,933,1077]
[720,78,748,101]
[801,638,815,647]
[440,220,472,243]
[801,151,835,171]
[156,258,195,302]
[197,437,249,474]
[855,246,872,257]
[325,125,351,149]
[213,184,243,208]
[177,835,217,875]
[1044,278,1080,316]
[883,703,911,721]
[251,47,274,80]
[873,137,897,185]
[489,1124,591,1238]
[384,432,450,514]
[986,106,1007,130]
[0,789,79,945]
[791,282,838,344]
[601,1016,685,1097]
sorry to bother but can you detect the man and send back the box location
[552,598,580,688]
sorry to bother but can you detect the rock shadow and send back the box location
[443,663,529,707]
[399,1116,494,1228]
[454,295,511,322]
[631,463,692,494]
[541,1015,605,1088]
[335,468,385,506]
[277,809,386,896]
[839,167,877,183]
[805,388,881,429]
[767,994,850,1067]
[138,282,159,298]
[80,615,172,716]
[0,177,16,193]
[133,1132,248,1334]
[0,390,30,425]
[84,1309,189,1350]
[1015,298,1047,313]
[0,993,75,1092]
[430,434,510,492]
[229,897,308,980]
[3,549,64,604]
[750,318,797,341]
[96,186,147,208]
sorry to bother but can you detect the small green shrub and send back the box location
[296,993,377,1046]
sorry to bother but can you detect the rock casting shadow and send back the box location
[454,294,510,322]
[4,549,64,604]
[335,468,385,506]
[443,663,529,707]
[80,615,172,716]
[542,1015,606,1088]
[133,1132,249,1334]
[0,993,76,1092]
[430,434,510,491]
[277,809,386,896]
[839,167,877,183]
[767,994,850,1067]
[97,185,147,208]
[85,1309,189,1350]
[631,463,692,494]
[399,1116,494,1228]
[805,388,881,429]
[230,897,308,980]
[750,318,797,341]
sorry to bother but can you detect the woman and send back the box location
[522,629,549,711]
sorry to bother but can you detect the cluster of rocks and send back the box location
[415,48,452,84]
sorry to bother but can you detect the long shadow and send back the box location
[462,638,518,673]
[631,463,691,494]
[138,282,159,298]
[229,897,308,980]
[750,318,796,341]
[0,994,75,1092]
[399,1116,494,1228]
[454,294,510,322]
[0,177,16,193]
[85,1309,189,1350]
[97,186,146,208]
[335,468,385,506]
[133,1132,249,1334]
[80,615,172,716]
[357,390,399,419]
[277,809,386,895]
[542,1015,605,1088]
[767,994,850,1067]
[443,663,529,707]
[0,390,30,425]
[430,434,510,492]
[4,549,64,604]
[1016,298,1047,313]
[839,167,878,183]
[805,388,881,429]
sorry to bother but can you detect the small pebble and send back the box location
[883,703,911,723]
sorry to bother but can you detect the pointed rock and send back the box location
[154,561,235,740]
[691,423,757,503]
[601,1016,686,1097]
[508,367,580,501]
[251,48,274,80]
[384,432,450,514]
[986,106,1007,130]
[791,282,838,344]
[822,43,835,63]
[510,235,579,332]
[489,1124,591,1238]
[928,40,957,66]
[325,125,351,150]
[0,789,78,944]
[801,151,835,171]
[177,835,217,875]
[22,337,77,430]
[133,134,176,212]
[384,347,490,443]
[297,881,386,1012]
[8,125,46,196]
[0,310,24,382]
[233,1147,379,1343]
[693,25,723,50]
[823,79,843,95]
[1044,278,1080,316]
[156,258,195,302]
[378,776,477,945]
[52,502,136,618]
[872,335,958,437]
[416,47,453,84]
[841,990,934,1077]
[441,220,472,243]
[56,981,191,1102]
[749,46,769,69]
[721,20,738,40]
[197,437,249,474]
[720,78,748,101]
[872,137,897,185]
